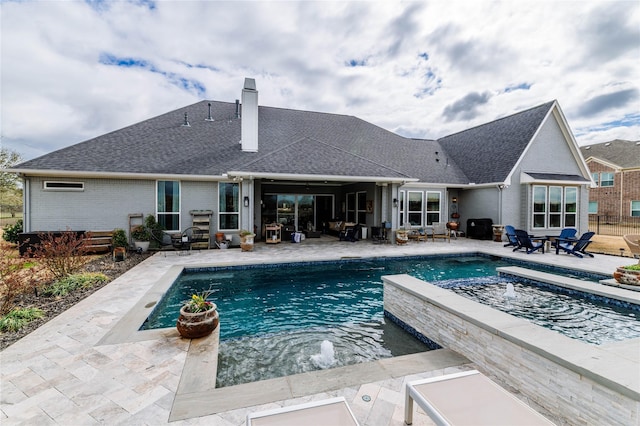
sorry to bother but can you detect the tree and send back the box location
[0,148,24,220]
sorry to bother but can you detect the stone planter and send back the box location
[134,241,150,252]
[176,304,219,339]
[613,267,640,286]
[240,234,255,252]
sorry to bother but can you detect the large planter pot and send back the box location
[613,267,640,286]
[176,304,219,339]
[134,241,150,252]
[240,234,255,252]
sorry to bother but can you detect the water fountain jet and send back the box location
[311,340,336,369]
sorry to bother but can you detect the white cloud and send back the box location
[1,0,638,161]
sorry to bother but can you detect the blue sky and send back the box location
[1,0,639,161]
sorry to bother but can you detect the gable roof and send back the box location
[438,101,555,184]
[11,97,564,187]
[580,139,640,170]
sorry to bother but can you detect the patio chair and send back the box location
[555,231,595,258]
[404,370,554,426]
[246,396,359,426]
[503,225,519,248]
[550,227,578,251]
[431,222,450,242]
[623,234,640,261]
[514,229,545,254]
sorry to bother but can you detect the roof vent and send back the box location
[605,142,611,146]
[205,103,214,121]
[182,112,190,127]
[235,99,240,119]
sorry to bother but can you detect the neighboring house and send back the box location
[580,140,640,218]
[9,78,592,244]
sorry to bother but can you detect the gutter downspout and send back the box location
[23,176,30,232]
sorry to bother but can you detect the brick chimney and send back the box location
[241,78,258,152]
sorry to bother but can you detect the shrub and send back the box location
[2,219,22,244]
[41,272,108,298]
[112,229,128,249]
[28,229,91,280]
[131,225,151,241]
[0,307,44,332]
[0,244,35,315]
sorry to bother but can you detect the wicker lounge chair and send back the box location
[623,234,640,261]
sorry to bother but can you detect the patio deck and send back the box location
[1,236,637,425]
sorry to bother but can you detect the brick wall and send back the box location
[587,161,640,216]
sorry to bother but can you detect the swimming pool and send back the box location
[140,254,621,387]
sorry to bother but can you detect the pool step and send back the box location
[496,266,640,306]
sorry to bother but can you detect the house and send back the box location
[579,140,640,218]
[9,78,593,245]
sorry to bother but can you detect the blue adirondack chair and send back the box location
[503,225,519,248]
[514,229,545,254]
[550,228,578,251]
[555,232,595,258]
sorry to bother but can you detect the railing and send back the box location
[588,215,640,236]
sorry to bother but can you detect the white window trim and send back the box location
[218,182,240,231]
[425,191,442,225]
[156,180,181,232]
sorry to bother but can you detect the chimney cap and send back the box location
[243,78,256,91]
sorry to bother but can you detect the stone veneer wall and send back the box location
[383,274,639,426]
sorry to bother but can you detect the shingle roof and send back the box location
[580,140,640,169]
[438,101,555,184]
[14,99,559,186]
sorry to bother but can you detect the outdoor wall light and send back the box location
[393,198,398,207]
[243,196,250,207]
[452,197,457,203]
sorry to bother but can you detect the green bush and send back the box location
[112,229,128,248]
[41,273,108,297]
[0,307,44,332]
[2,219,22,244]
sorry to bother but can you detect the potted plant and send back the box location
[239,229,256,252]
[176,290,219,339]
[131,225,151,252]
[112,228,128,261]
[613,264,640,286]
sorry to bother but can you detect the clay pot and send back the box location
[240,234,255,251]
[176,304,219,339]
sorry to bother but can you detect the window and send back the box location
[407,191,423,226]
[157,181,180,231]
[549,186,562,228]
[346,193,356,222]
[600,172,614,187]
[632,201,640,217]
[426,192,441,225]
[591,173,599,187]
[219,182,239,230]
[564,187,577,227]
[588,201,598,214]
[532,186,547,228]
[356,191,367,224]
[532,185,579,229]
[43,181,84,191]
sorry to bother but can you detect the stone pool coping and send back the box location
[382,272,640,425]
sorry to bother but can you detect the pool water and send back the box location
[140,255,627,387]
[142,255,512,335]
